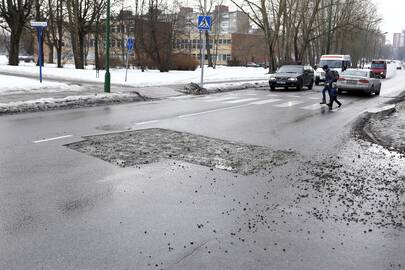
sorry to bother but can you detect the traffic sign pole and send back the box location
[125,38,134,82]
[30,22,47,83]
[200,31,206,88]
[125,51,129,82]
[38,28,43,82]
[104,0,111,93]
[197,12,211,89]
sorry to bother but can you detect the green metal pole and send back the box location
[104,0,111,93]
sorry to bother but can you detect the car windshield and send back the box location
[342,70,369,77]
[371,63,385,68]
[319,60,342,69]
[277,66,303,73]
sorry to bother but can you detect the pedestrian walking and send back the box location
[320,65,334,104]
[328,85,342,110]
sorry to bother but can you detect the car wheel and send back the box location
[270,85,275,91]
[315,80,320,86]
[368,86,374,96]
[337,89,342,95]
[307,80,313,90]
[296,83,302,91]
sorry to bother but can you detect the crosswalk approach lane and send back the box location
[198,91,327,111]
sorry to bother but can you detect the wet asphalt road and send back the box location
[0,66,404,269]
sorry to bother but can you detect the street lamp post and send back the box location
[104,0,111,93]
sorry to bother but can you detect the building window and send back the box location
[226,39,231,44]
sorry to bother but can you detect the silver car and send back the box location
[337,69,382,95]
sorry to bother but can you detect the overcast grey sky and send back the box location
[373,0,405,42]
[124,0,404,43]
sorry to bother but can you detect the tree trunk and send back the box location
[48,43,54,64]
[205,31,213,67]
[8,29,23,66]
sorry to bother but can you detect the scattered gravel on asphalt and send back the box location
[295,139,405,229]
[66,128,295,175]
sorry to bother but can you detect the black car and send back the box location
[269,65,314,91]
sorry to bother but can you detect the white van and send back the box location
[315,55,351,85]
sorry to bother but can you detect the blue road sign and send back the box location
[31,22,47,83]
[126,37,134,51]
[197,16,212,31]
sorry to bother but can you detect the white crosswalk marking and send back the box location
[267,94,279,97]
[308,97,320,100]
[300,103,322,110]
[250,98,282,105]
[224,98,259,104]
[286,95,300,98]
[274,101,305,107]
[204,96,238,102]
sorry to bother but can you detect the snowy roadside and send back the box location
[354,99,405,156]
[0,58,270,87]
[0,92,145,114]
[0,59,270,114]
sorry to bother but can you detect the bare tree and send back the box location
[0,0,34,65]
[65,0,99,69]
[233,0,384,69]
[47,0,64,67]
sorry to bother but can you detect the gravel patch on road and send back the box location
[66,128,295,175]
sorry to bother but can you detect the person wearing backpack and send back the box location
[320,65,334,104]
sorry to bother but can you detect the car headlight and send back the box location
[269,77,276,81]
[288,78,297,81]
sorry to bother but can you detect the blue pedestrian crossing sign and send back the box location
[197,15,212,31]
[126,37,134,51]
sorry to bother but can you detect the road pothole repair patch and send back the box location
[66,128,294,175]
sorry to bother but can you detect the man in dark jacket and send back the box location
[320,65,334,104]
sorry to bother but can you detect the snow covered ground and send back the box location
[0,55,269,113]
[0,56,269,88]
[0,74,82,95]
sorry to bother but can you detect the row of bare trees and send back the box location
[0,0,179,71]
[231,0,385,71]
[0,0,387,70]
[0,0,111,67]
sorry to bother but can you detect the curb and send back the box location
[0,92,146,115]
[353,103,398,150]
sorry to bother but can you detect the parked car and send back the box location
[18,55,35,63]
[246,62,260,67]
[269,65,314,91]
[336,69,381,96]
